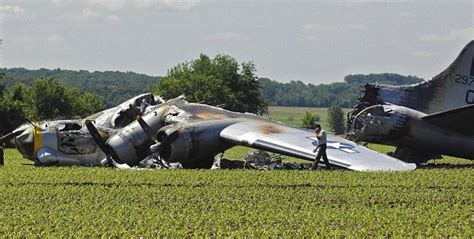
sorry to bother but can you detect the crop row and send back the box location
[0,149,472,237]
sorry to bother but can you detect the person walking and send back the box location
[312,123,331,169]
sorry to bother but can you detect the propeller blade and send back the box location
[85,120,111,156]
[0,131,17,144]
[109,156,133,169]
[136,116,157,142]
[150,130,179,154]
[149,142,161,153]
[160,130,179,148]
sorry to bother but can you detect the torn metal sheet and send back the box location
[210,151,314,170]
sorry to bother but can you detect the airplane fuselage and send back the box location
[14,120,108,166]
[347,41,474,163]
[349,104,474,162]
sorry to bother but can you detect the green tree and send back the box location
[1,67,161,108]
[74,92,106,117]
[31,78,74,120]
[0,83,32,135]
[0,77,105,135]
[30,78,104,120]
[327,105,345,134]
[154,54,268,115]
[300,112,321,129]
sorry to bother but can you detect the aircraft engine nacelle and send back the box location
[347,104,409,144]
[106,106,167,166]
[156,120,238,168]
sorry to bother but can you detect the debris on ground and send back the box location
[211,150,313,170]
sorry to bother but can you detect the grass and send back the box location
[0,106,472,237]
[266,106,351,129]
[1,149,472,237]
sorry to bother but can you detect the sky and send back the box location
[0,0,472,84]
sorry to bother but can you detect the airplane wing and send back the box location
[421,104,474,135]
[220,120,416,171]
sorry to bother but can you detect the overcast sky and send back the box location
[1,0,472,84]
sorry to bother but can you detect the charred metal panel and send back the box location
[90,93,159,129]
[376,82,428,110]
[112,93,157,128]
[347,104,408,144]
[158,119,240,164]
[57,131,97,154]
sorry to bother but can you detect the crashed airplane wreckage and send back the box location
[4,92,415,171]
[347,40,474,164]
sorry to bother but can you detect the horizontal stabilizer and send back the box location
[422,104,474,135]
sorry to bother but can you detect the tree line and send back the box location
[1,68,160,108]
[259,73,423,108]
[0,54,424,135]
[2,68,424,109]
[0,75,104,135]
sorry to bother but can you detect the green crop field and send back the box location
[0,106,472,237]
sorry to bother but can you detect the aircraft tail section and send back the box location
[348,41,474,128]
[432,40,474,84]
[362,41,474,113]
[421,104,474,135]
[425,40,474,110]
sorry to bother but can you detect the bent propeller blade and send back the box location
[136,116,157,142]
[85,120,111,156]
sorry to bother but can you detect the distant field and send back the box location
[0,106,472,237]
[266,106,351,128]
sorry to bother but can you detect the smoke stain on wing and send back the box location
[194,110,230,120]
[260,124,282,134]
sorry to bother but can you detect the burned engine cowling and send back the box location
[347,104,408,145]
[347,84,381,130]
[106,106,168,166]
[156,119,240,168]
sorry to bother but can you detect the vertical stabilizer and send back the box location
[426,40,474,112]
[370,41,474,113]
